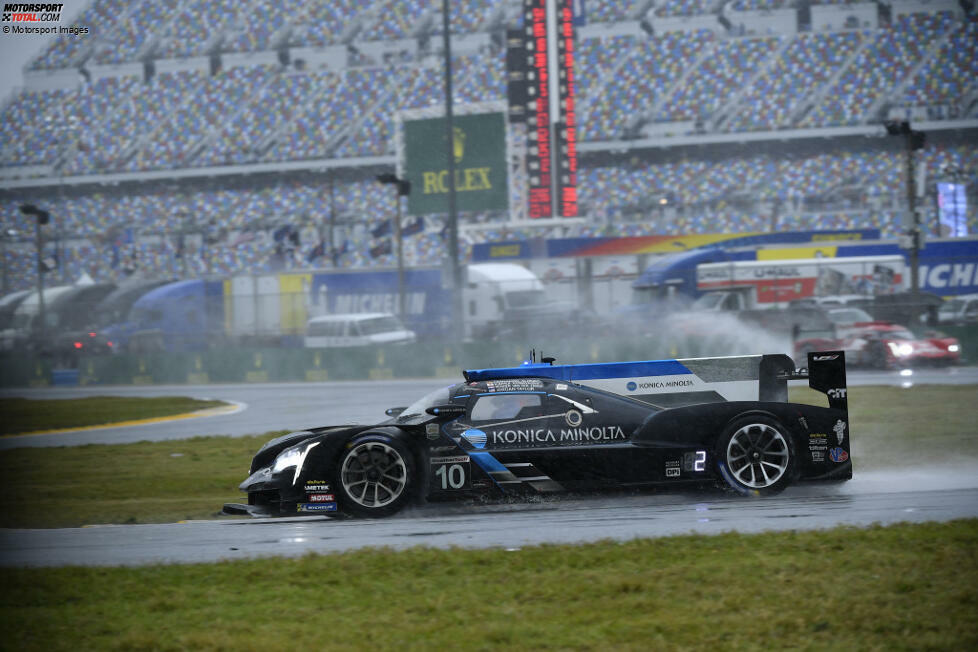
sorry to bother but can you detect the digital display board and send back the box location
[555,0,578,217]
[524,0,552,218]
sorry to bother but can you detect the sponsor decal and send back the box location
[626,381,637,391]
[752,266,801,279]
[308,493,335,502]
[461,429,487,449]
[833,420,847,445]
[304,482,331,491]
[556,384,568,390]
[813,354,839,361]
[634,379,694,389]
[485,379,544,392]
[564,409,582,427]
[829,447,849,463]
[798,416,809,430]
[809,429,828,464]
[450,422,467,433]
[426,423,440,439]
[490,425,625,445]
[665,460,681,478]
[827,388,847,400]
[297,503,337,512]
[430,455,471,464]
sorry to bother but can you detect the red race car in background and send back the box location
[794,308,961,369]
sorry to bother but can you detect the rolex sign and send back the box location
[404,112,509,215]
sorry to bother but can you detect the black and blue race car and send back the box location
[223,351,852,518]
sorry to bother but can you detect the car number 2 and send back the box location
[434,463,468,490]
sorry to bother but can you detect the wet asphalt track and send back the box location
[1,367,976,566]
[2,366,977,449]
[3,478,977,567]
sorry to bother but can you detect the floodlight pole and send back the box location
[394,190,404,318]
[20,204,48,335]
[885,121,924,319]
[0,229,13,295]
[35,216,44,333]
[377,174,411,319]
[905,130,920,310]
[441,0,462,337]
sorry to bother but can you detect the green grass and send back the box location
[788,384,978,469]
[0,385,974,529]
[0,434,281,528]
[0,396,227,436]
[1,520,976,651]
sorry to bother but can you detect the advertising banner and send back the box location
[404,112,509,215]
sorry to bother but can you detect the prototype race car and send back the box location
[795,319,960,369]
[224,351,852,519]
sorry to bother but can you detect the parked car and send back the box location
[938,294,978,325]
[304,313,416,348]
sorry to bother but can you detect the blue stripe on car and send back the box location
[469,451,507,473]
[465,359,693,382]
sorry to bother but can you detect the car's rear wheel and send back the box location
[716,416,793,496]
[335,435,414,518]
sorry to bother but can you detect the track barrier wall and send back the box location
[1,330,975,388]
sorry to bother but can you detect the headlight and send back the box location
[948,344,960,353]
[272,442,320,484]
[887,342,913,357]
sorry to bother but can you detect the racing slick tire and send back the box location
[715,415,794,496]
[334,434,416,518]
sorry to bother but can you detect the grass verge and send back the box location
[0,385,975,529]
[0,396,227,436]
[0,434,281,528]
[788,384,978,469]
[1,520,976,650]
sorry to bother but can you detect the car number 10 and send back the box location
[435,463,467,490]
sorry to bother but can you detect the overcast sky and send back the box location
[0,0,90,102]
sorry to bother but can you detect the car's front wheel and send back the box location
[335,435,415,518]
[716,416,793,496]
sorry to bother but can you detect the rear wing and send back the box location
[464,351,848,410]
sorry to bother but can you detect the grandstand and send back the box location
[1,0,976,293]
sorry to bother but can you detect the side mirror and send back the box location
[385,407,406,417]
[425,404,466,418]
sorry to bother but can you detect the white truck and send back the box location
[694,255,906,311]
[223,262,565,344]
[463,263,559,340]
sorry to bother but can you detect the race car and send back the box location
[795,319,960,369]
[224,351,852,519]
